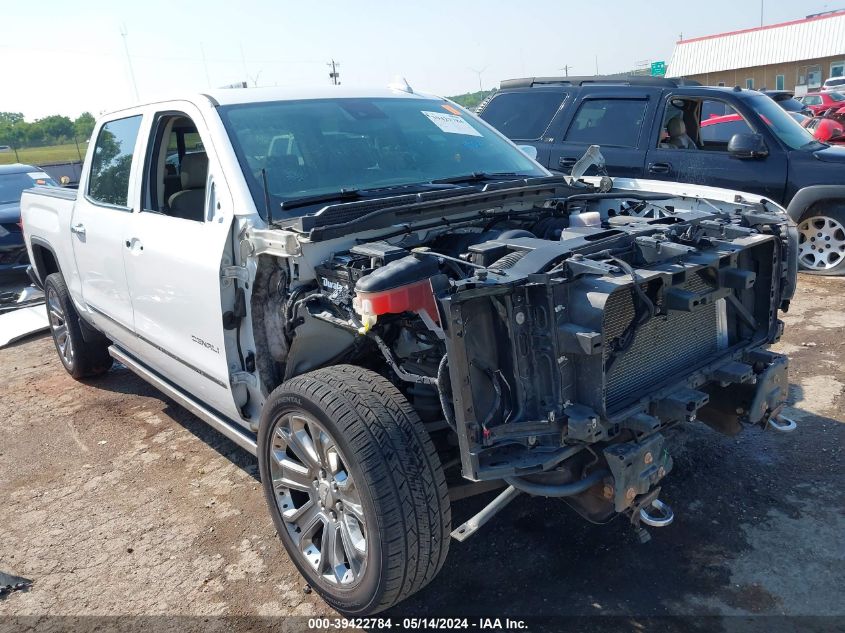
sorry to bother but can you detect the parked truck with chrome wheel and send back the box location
[21,85,798,615]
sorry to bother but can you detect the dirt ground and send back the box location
[0,275,843,631]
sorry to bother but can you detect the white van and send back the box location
[822,76,845,91]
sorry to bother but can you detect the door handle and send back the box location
[125,238,144,252]
[559,157,578,169]
[70,223,86,237]
[648,162,672,174]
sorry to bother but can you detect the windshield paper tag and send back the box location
[421,111,482,137]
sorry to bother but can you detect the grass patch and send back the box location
[0,142,88,166]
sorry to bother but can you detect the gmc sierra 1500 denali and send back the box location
[21,85,798,615]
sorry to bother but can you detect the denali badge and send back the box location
[191,335,219,354]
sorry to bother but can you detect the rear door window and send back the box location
[563,99,648,148]
[87,115,143,208]
[479,91,565,140]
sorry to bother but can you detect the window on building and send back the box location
[717,82,726,87]
[807,65,822,89]
[746,78,754,90]
[563,98,648,147]
[776,74,785,90]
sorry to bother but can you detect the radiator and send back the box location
[602,272,724,412]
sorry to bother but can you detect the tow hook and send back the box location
[639,498,675,527]
[768,413,797,433]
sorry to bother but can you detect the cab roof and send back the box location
[203,85,442,107]
[0,163,41,175]
[103,85,447,118]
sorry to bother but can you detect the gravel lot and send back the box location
[1,275,843,630]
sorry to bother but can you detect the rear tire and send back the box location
[797,204,845,275]
[257,364,450,615]
[44,272,112,379]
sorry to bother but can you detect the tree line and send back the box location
[447,89,497,111]
[0,111,96,149]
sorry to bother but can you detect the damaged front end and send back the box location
[247,174,797,537]
[435,201,795,530]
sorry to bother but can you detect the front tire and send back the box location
[797,205,845,275]
[44,272,112,379]
[257,364,450,615]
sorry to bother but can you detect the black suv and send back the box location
[478,76,845,274]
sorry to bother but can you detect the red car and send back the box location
[798,91,845,116]
[803,116,845,145]
[701,111,845,146]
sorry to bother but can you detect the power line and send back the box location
[200,42,212,88]
[119,24,140,102]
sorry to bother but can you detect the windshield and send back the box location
[827,92,845,102]
[0,171,57,204]
[219,97,547,218]
[749,94,818,150]
[776,97,806,112]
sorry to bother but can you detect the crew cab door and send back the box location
[70,115,144,341]
[121,104,240,419]
[644,93,787,201]
[545,88,657,177]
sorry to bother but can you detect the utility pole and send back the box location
[119,24,140,102]
[327,59,341,85]
[559,64,574,77]
[760,0,764,26]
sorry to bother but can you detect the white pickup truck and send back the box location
[22,85,798,615]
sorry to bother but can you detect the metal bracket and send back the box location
[450,485,521,542]
[565,255,619,277]
[635,236,698,263]
[230,371,258,388]
[245,227,302,258]
[221,266,249,283]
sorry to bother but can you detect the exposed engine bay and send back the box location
[246,175,797,529]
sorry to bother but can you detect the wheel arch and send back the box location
[785,185,845,223]
[29,236,60,286]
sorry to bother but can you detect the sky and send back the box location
[0,0,838,120]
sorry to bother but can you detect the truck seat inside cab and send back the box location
[168,152,208,221]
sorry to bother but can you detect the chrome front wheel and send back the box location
[269,412,367,586]
[258,365,450,615]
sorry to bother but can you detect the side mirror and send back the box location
[517,144,538,161]
[728,133,769,159]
